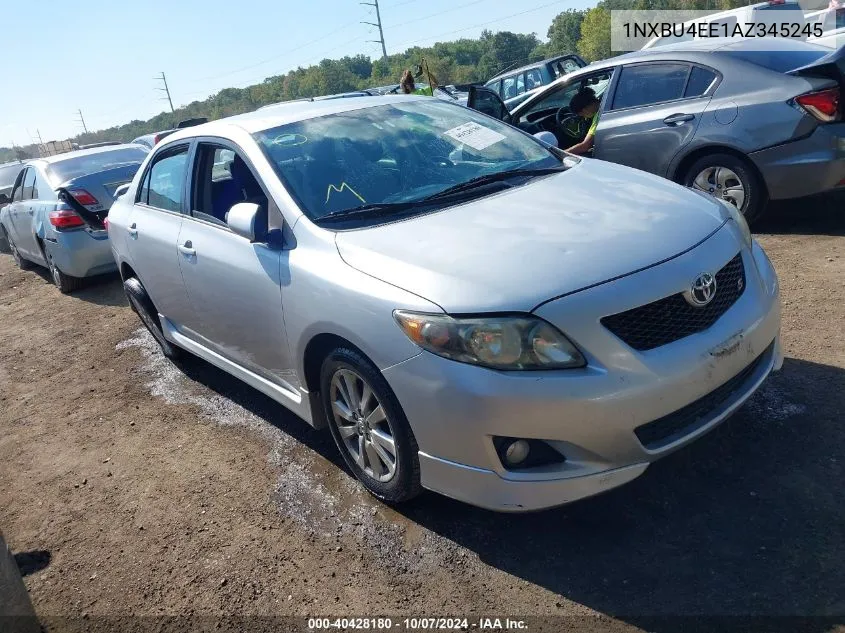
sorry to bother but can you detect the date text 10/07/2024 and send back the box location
[307,617,529,630]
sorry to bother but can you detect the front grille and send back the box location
[634,342,772,450]
[601,253,746,351]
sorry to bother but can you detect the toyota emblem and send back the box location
[684,272,717,307]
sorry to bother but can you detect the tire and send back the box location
[123,276,183,361]
[0,225,10,254]
[45,248,85,294]
[683,153,767,225]
[320,347,422,504]
[6,232,32,270]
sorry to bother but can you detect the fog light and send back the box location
[504,439,530,466]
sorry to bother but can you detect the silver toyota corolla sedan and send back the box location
[107,96,782,512]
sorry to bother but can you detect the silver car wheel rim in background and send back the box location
[692,166,746,210]
[330,368,397,483]
[47,254,61,286]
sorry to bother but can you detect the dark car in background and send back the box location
[0,144,148,292]
[469,38,845,222]
[484,53,587,110]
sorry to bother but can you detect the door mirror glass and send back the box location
[227,202,264,242]
[113,183,131,200]
[533,131,559,148]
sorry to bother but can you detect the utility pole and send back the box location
[361,0,388,60]
[36,129,44,145]
[75,109,88,134]
[156,71,175,113]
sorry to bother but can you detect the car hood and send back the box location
[335,160,728,313]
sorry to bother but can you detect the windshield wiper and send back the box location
[314,201,421,224]
[424,166,567,201]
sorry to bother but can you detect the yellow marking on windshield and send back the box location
[326,182,366,205]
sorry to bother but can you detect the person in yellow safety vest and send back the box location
[399,69,432,96]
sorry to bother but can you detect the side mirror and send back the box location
[533,131,559,148]
[227,202,265,242]
[0,193,10,205]
[113,184,130,200]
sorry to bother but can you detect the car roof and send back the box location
[31,143,148,166]
[590,36,829,68]
[162,95,429,141]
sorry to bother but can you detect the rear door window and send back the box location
[526,68,543,90]
[684,66,718,97]
[138,147,189,213]
[611,63,690,110]
[502,75,518,100]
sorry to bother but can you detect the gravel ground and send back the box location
[0,195,843,632]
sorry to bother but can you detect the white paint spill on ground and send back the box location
[117,329,473,572]
[747,381,807,422]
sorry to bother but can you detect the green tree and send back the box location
[577,6,613,62]
[547,9,586,56]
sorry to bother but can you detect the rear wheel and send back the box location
[683,153,766,224]
[45,249,84,294]
[7,232,32,270]
[320,347,422,504]
[123,277,183,361]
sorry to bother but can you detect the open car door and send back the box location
[467,86,512,124]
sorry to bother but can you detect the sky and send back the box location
[0,0,592,147]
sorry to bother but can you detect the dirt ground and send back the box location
[1,195,844,633]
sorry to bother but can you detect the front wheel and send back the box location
[320,347,422,504]
[0,225,10,254]
[7,232,32,270]
[683,153,766,224]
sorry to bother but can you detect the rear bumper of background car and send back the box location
[47,228,117,278]
[751,123,845,200]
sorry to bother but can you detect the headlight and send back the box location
[393,311,586,370]
[717,198,752,249]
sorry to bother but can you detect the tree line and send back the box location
[0,0,759,163]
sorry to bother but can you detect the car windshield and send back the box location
[46,146,149,185]
[0,163,23,189]
[253,100,559,221]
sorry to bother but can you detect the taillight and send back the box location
[49,209,86,229]
[795,88,840,122]
[103,217,110,231]
[153,134,163,145]
[67,188,100,207]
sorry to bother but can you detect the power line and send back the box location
[404,0,565,46]
[75,109,88,134]
[361,0,388,60]
[384,0,486,30]
[155,72,175,113]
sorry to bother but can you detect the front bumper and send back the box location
[383,225,781,512]
[750,122,845,200]
[46,227,117,278]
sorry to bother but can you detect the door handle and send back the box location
[178,240,196,257]
[27,208,34,215]
[127,222,138,238]
[663,113,695,125]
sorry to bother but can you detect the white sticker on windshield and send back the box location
[443,122,506,151]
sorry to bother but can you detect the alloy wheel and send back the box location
[329,368,397,483]
[691,166,746,209]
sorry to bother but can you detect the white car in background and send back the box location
[806,6,845,48]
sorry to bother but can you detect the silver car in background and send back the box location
[0,145,148,292]
[469,38,845,223]
[108,96,781,512]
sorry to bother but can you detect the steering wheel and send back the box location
[556,109,586,141]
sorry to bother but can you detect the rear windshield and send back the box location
[46,146,148,185]
[717,48,829,73]
[0,163,23,189]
